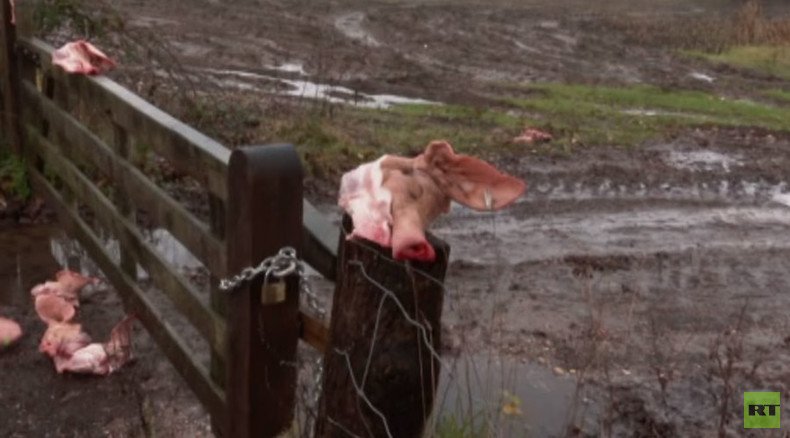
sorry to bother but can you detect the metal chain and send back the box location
[219,246,326,319]
[219,246,298,291]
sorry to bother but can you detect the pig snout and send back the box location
[391,221,436,262]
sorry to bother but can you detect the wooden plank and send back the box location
[27,167,226,423]
[225,144,303,438]
[24,126,227,360]
[0,0,21,153]
[299,311,329,354]
[18,39,338,277]
[21,81,227,275]
[302,200,339,281]
[315,215,449,438]
[17,37,230,199]
[207,194,227,437]
[111,119,139,279]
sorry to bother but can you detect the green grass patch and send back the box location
[764,88,790,103]
[190,81,790,180]
[264,103,523,179]
[0,150,31,201]
[265,83,790,176]
[506,83,790,148]
[685,45,790,80]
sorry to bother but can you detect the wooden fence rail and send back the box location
[1,9,449,437]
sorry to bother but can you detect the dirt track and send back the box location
[4,0,790,436]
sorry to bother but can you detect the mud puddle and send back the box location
[429,155,790,435]
[198,67,436,109]
[437,203,790,264]
[436,354,598,437]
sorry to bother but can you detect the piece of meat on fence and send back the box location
[52,40,116,75]
[339,140,526,262]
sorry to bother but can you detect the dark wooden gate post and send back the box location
[315,216,449,438]
[0,0,21,153]
[225,144,303,437]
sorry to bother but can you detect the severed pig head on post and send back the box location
[339,140,526,262]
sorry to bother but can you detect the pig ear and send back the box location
[417,141,526,211]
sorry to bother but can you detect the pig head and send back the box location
[339,140,525,262]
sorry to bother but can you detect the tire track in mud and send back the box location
[437,203,790,264]
[435,145,790,435]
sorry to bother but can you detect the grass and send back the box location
[685,45,790,80]
[0,150,31,201]
[179,79,790,182]
[764,88,790,103]
[505,83,790,148]
[435,413,489,438]
[259,102,523,180]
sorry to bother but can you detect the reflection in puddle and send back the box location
[51,228,204,282]
[436,354,595,436]
[0,226,62,307]
[200,68,436,109]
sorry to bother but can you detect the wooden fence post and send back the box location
[315,215,449,438]
[225,144,303,437]
[0,0,21,153]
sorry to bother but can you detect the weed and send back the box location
[435,412,489,438]
[732,0,790,47]
[608,0,790,53]
[233,100,523,182]
[0,151,31,201]
[29,0,121,38]
[764,88,790,103]
[685,45,790,80]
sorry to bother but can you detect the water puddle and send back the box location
[271,62,307,75]
[436,354,596,436]
[771,192,790,208]
[56,227,204,282]
[512,173,786,202]
[0,226,62,307]
[538,20,560,30]
[200,67,436,109]
[665,150,743,172]
[689,71,715,83]
[334,12,381,47]
[620,108,705,120]
[435,203,790,264]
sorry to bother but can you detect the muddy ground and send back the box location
[3,0,790,436]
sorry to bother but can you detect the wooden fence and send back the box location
[0,4,448,437]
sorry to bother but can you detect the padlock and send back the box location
[260,281,286,304]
